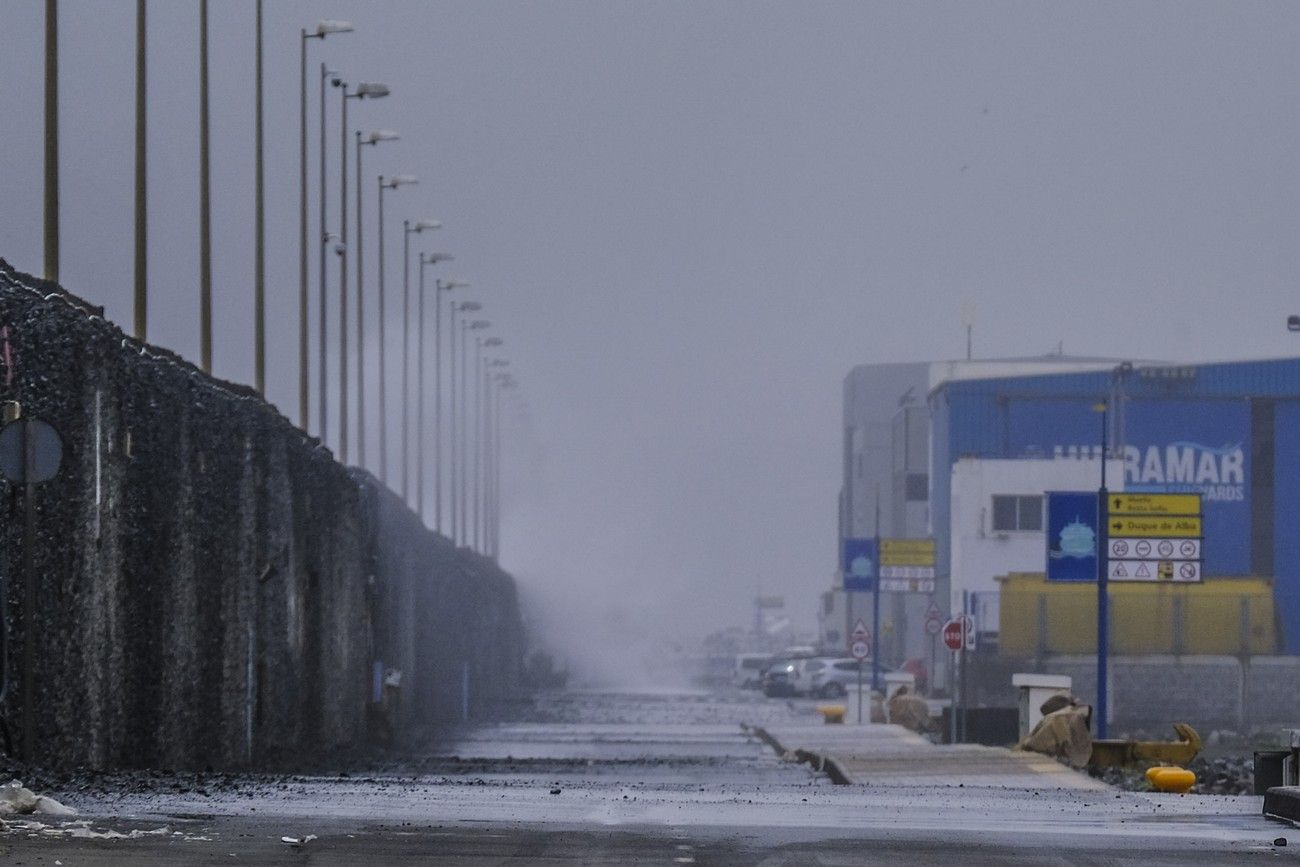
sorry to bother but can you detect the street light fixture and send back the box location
[402,217,442,500]
[1288,315,1300,333]
[375,175,420,484]
[355,128,399,469]
[299,20,352,429]
[416,254,455,522]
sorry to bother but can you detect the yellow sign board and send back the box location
[1108,493,1201,516]
[1109,516,1202,538]
[881,539,935,567]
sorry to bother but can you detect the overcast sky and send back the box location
[3,2,1300,681]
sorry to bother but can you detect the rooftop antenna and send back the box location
[960,302,976,360]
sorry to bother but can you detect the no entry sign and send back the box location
[942,619,963,651]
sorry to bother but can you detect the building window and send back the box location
[991,495,1043,532]
[905,473,928,502]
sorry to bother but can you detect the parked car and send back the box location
[732,653,773,689]
[807,657,893,698]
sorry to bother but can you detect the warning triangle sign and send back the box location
[1135,562,1151,578]
[1113,563,1127,578]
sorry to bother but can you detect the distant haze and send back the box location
[3,2,1300,683]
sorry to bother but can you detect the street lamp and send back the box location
[416,254,454,522]
[485,359,509,557]
[1288,315,1300,332]
[199,0,211,373]
[450,301,482,543]
[464,319,492,548]
[491,372,517,558]
[376,175,419,484]
[477,337,503,553]
[403,219,442,501]
[300,18,352,427]
[434,278,469,534]
[333,79,390,463]
[354,128,399,469]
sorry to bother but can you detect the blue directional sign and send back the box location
[842,538,878,591]
[1046,491,1099,582]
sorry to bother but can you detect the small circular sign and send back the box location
[1180,563,1198,579]
[850,639,871,660]
[1158,540,1175,557]
[1135,540,1152,557]
[1111,540,1129,557]
[0,418,63,484]
[942,619,963,651]
[924,617,942,636]
[1180,540,1197,557]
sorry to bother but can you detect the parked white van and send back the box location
[732,653,772,689]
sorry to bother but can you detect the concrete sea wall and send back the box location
[0,260,520,769]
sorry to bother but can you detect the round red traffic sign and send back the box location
[850,639,871,660]
[942,619,963,650]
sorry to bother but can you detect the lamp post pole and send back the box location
[450,304,461,542]
[44,0,58,283]
[474,336,483,552]
[402,223,411,499]
[199,0,212,373]
[337,80,350,463]
[318,61,331,442]
[355,131,366,465]
[300,21,352,429]
[376,176,418,485]
[416,260,453,523]
[134,0,146,340]
[253,0,265,393]
[460,319,470,546]
[1097,401,1110,740]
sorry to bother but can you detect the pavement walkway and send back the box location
[753,721,1110,790]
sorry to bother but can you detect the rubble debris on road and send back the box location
[0,779,74,815]
[887,687,933,735]
[1014,696,1093,768]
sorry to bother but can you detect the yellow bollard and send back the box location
[1148,766,1196,794]
[817,704,847,725]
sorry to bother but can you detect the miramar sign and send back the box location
[1052,442,1246,502]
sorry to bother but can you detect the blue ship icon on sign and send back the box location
[849,556,875,578]
[1050,517,1095,560]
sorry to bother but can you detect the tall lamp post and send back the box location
[450,301,482,543]
[355,128,399,468]
[199,0,212,373]
[435,279,469,534]
[478,338,504,552]
[484,361,511,557]
[416,254,454,522]
[492,372,517,557]
[464,319,492,548]
[300,19,352,428]
[403,218,442,500]
[333,79,390,462]
[44,0,58,282]
[317,61,338,441]
[134,0,147,340]
[375,176,419,482]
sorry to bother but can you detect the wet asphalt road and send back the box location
[1,689,1295,864]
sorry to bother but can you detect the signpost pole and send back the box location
[856,655,863,725]
[1097,403,1109,740]
[872,500,881,693]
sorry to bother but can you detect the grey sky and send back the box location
[3,2,1300,680]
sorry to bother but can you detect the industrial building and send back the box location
[831,355,1300,713]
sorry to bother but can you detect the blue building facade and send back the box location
[929,358,1300,652]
